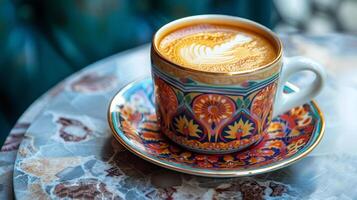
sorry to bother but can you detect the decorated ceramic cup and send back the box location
[151,15,326,154]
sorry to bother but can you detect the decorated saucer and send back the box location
[108,78,325,177]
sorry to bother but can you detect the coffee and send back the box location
[157,23,277,73]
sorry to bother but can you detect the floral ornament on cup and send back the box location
[192,94,236,142]
[174,115,202,139]
[154,77,178,129]
[225,118,255,140]
[251,83,277,132]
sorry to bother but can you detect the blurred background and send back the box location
[0,0,356,145]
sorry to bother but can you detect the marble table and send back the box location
[1,34,357,199]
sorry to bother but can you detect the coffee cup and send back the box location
[151,15,326,154]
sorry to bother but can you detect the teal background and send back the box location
[0,0,276,145]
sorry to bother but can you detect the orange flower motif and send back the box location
[193,94,235,124]
[288,129,302,137]
[195,155,206,161]
[264,139,285,149]
[266,122,286,139]
[141,131,163,141]
[145,114,157,121]
[290,106,312,128]
[236,153,250,160]
[146,143,170,155]
[197,161,213,168]
[248,156,265,165]
[287,138,307,156]
[268,121,284,132]
[174,116,202,138]
[180,151,192,159]
[193,154,218,163]
[121,120,141,143]
[140,121,159,132]
[119,105,142,123]
[207,155,219,163]
[223,154,234,162]
[171,151,194,164]
[225,119,255,140]
[258,149,276,157]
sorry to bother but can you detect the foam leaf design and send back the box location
[180,34,252,65]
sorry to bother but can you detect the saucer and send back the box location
[108,78,325,177]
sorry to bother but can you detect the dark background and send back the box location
[0,0,355,145]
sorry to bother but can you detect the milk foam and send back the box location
[158,24,277,73]
[180,34,252,66]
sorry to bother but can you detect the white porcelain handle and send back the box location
[273,57,326,117]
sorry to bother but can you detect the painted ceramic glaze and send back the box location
[108,78,324,177]
[152,66,279,153]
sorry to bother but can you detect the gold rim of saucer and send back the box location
[152,14,283,76]
[107,79,325,178]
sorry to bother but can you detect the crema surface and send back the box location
[158,24,277,73]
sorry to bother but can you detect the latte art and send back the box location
[157,24,277,73]
[180,34,252,66]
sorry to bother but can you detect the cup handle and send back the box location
[273,57,326,117]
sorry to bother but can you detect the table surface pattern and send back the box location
[1,34,357,200]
